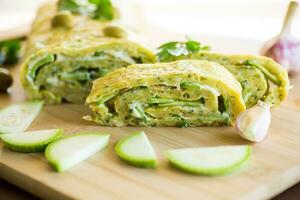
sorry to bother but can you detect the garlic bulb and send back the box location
[235,101,271,142]
[261,1,300,77]
[262,36,300,77]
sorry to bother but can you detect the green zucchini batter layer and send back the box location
[21,2,155,104]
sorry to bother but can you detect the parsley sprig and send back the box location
[58,0,114,20]
[91,0,113,20]
[156,40,210,62]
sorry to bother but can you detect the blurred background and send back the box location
[0,0,299,53]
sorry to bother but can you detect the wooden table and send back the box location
[0,63,300,200]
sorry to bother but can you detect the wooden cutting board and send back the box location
[1,49,300,200]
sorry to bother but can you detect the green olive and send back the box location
[51,11,73,28]
[103,25,128,38]
[0,67,13,93]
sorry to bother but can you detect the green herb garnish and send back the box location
[57,0,114,20]
[156,40,210,62]
[91,0,114,20]
[58,0,93,15]
[0,39,21,65]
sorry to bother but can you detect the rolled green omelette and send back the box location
[85,60,246,127]
[159,51,290,108]
[20,1,155,104]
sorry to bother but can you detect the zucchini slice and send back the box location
[115,131,157,168]
[0,101,43,134]
[166,145,252,175]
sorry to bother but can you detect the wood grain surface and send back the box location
[0,64,300,200]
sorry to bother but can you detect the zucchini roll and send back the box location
[85,60,246,127]
[159,51,289,108]
[20,1,155,104]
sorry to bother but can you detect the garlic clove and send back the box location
[235,101,271,142]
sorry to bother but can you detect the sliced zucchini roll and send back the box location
[20,1,155,104]
[175,52,289,108]
[158,48,289,108]
[85,60,246,127]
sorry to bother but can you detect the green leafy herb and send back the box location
[58,0,96,15]
[0,39,21,65]
[91,0,114,20]
[57,0,114,20]
[156,40,210,62]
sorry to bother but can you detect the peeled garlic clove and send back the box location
[235,101,271,142]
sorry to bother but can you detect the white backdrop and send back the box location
[0,0,299,53]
